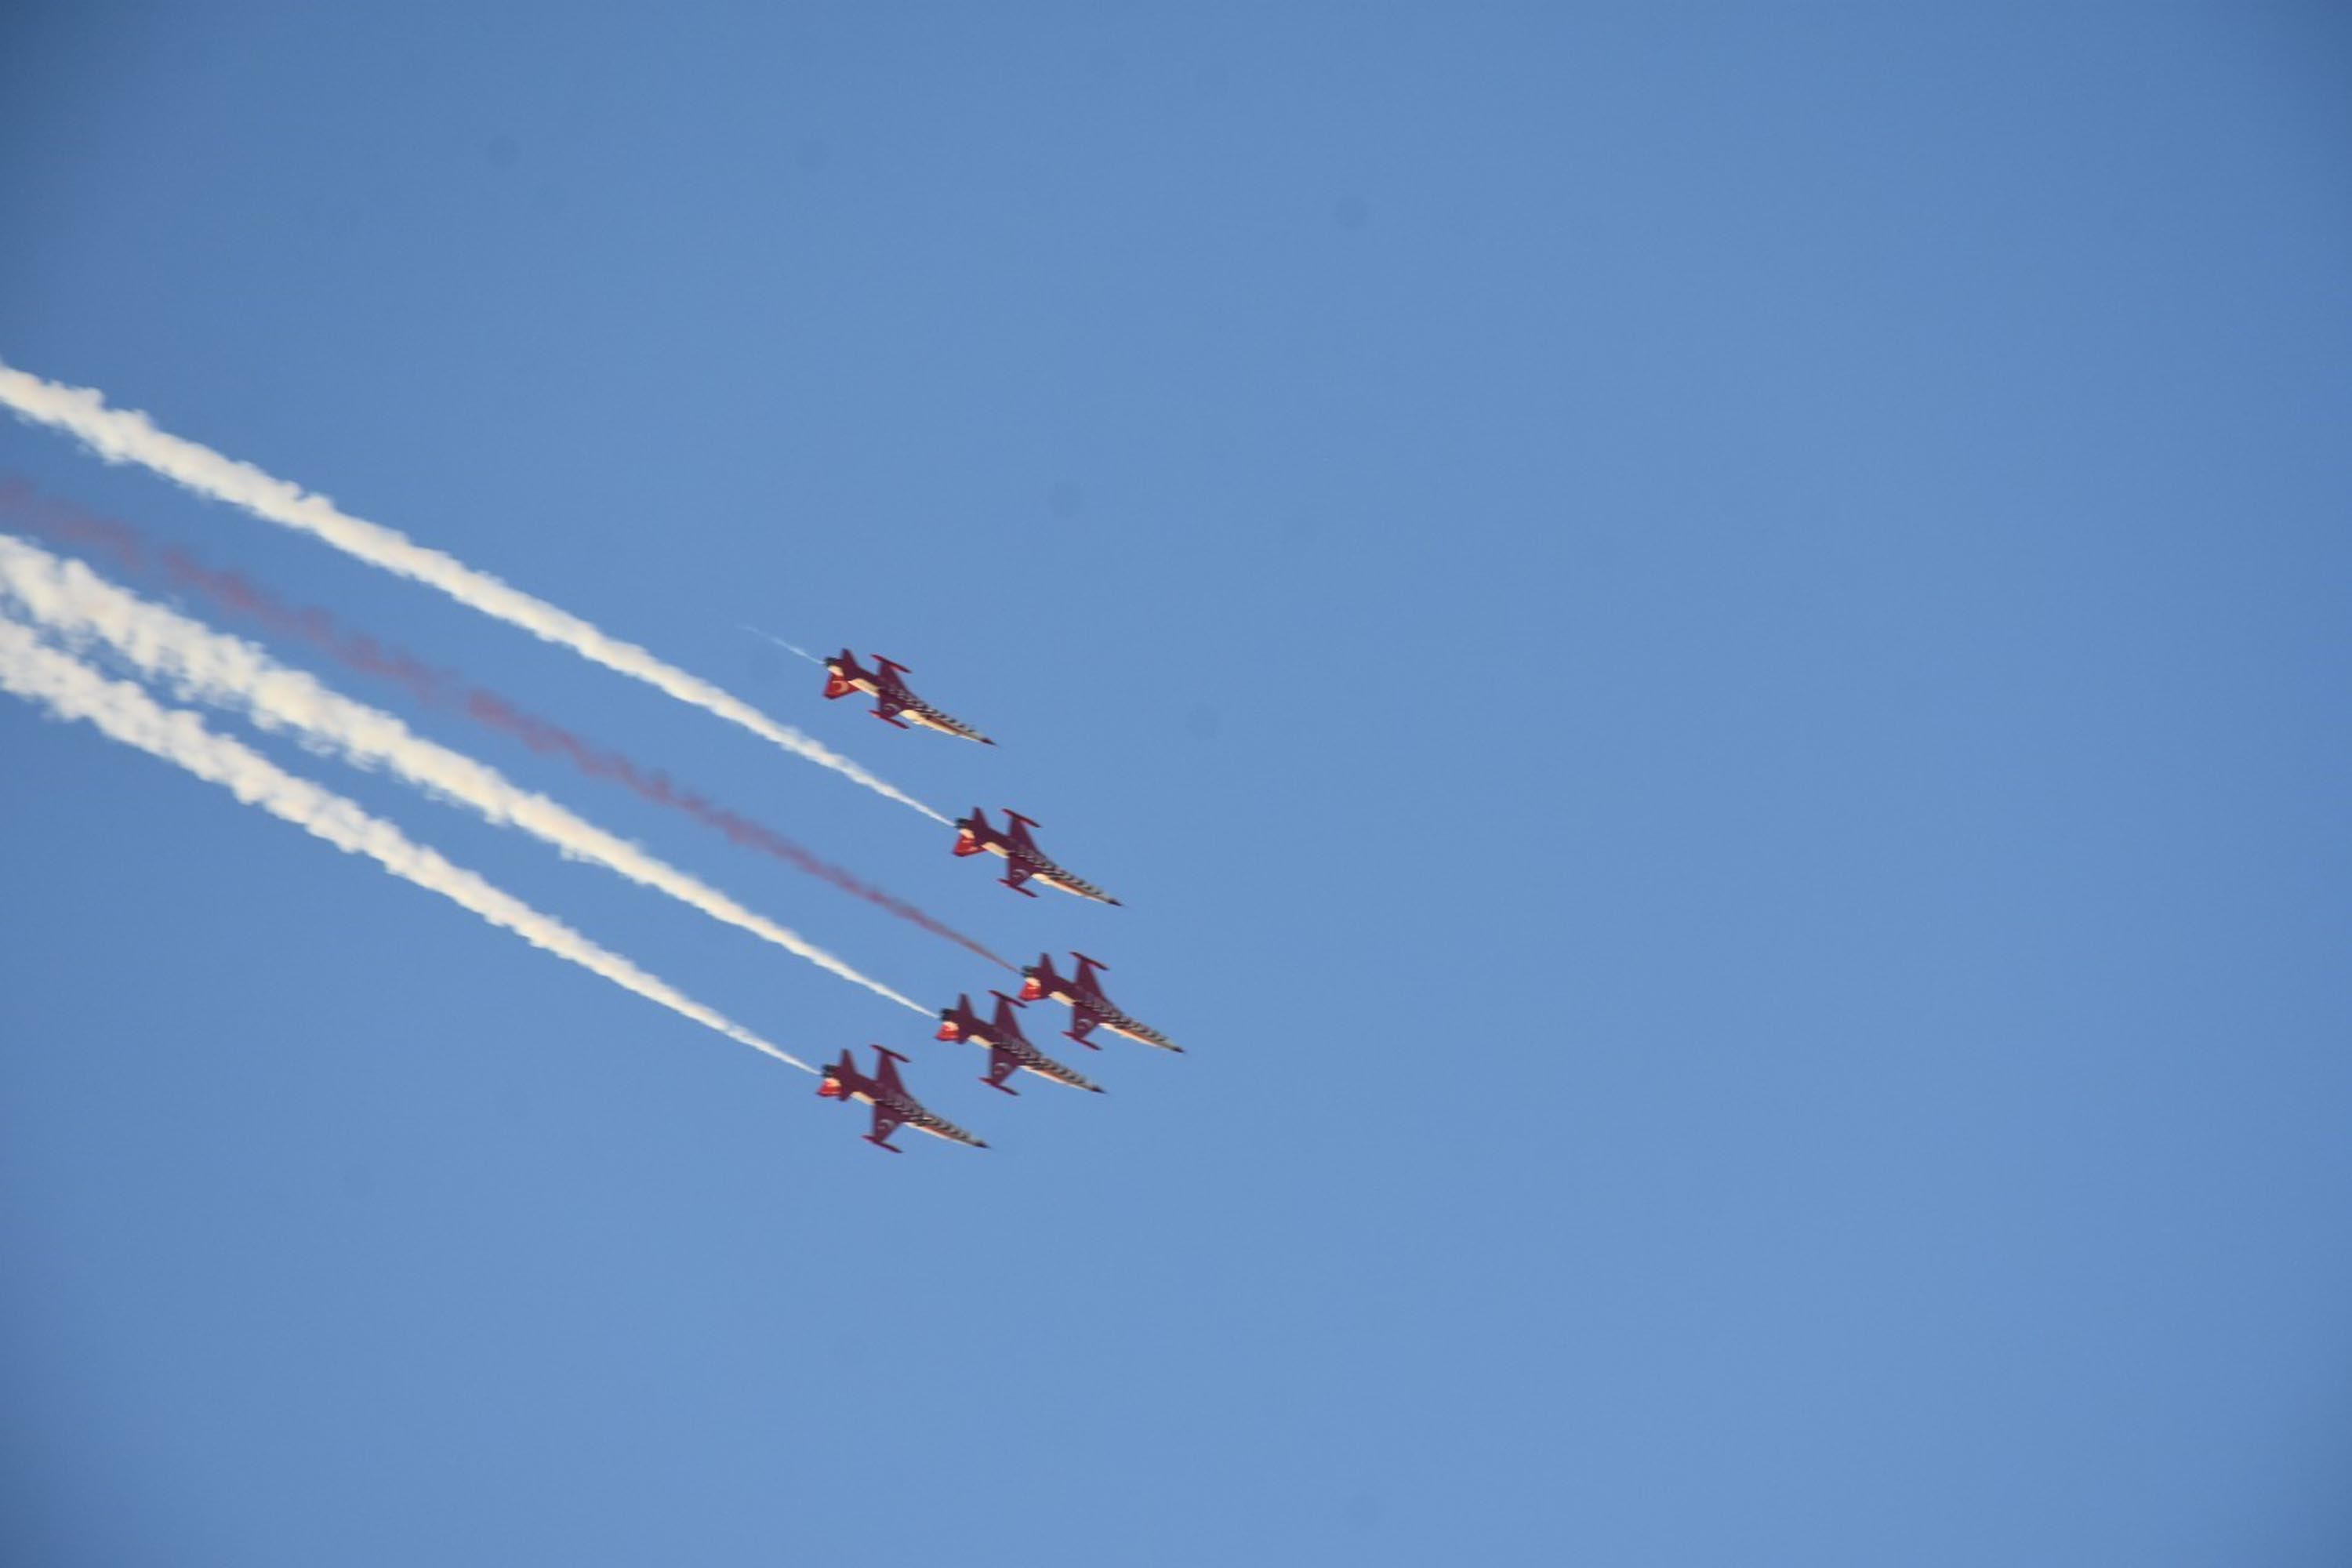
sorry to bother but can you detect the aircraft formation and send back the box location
[0,365,1171,1164]
[808,652,1178,1152]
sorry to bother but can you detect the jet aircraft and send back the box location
[822,650,993,745]
[936,990,1105,1095]
[817,1045,988,1152]
[953,808,1122,905]
[1020,952,1183,1053]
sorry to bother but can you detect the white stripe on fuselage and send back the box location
[967,1031,1094,1091]
[853,677,971,736]
[851,1086,958,1138]
[1016,1047,1097,1091]
[1037,988,1165,1047]
[906,706,964,735]
[1033,868,1107,900]
[976,841,1105,900]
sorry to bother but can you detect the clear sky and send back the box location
[3,5,2349,1563]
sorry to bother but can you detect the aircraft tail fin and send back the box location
[953,809,990,855]
[818,1048,855,1095]
[1018,953,1058,1001]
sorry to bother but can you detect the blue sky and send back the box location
[3,5,2349,1563]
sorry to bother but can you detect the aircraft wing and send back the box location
[983,1047,1023,1093]
[1001,860,1036,892]
[868,1105,907,1147]
[873,691,908,724]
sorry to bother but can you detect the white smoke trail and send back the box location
[0,613,813,1074]
[743,626,823,666]
[0,533,930,1016]
[0,359,951,824]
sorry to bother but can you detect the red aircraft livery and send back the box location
[936,990,1104,1095]
[1021,952,1182,1053]
[953,808,1122,905]
[822,651,993,745]
[817,1045,988,1152]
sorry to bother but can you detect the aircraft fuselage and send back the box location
[977,841,1113,902]
[938,1001,1103,1092]
[851,1086,984,1148]
[1047,988,1179,1052]
[825,656,992,742]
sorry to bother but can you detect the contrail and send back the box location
[0,532,933,1015]
[0,614,813,1074]
[744,626,823,666]
[0,480,1013,969]
[0,359,952,823]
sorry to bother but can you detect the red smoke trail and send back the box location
[0,477,1014,970]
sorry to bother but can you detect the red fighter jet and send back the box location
[816,1045,988,1152]
[822,651,994,745]
[936,990,1105,1096]
[1021,952,1183,1054]
[953,808,1123,906]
